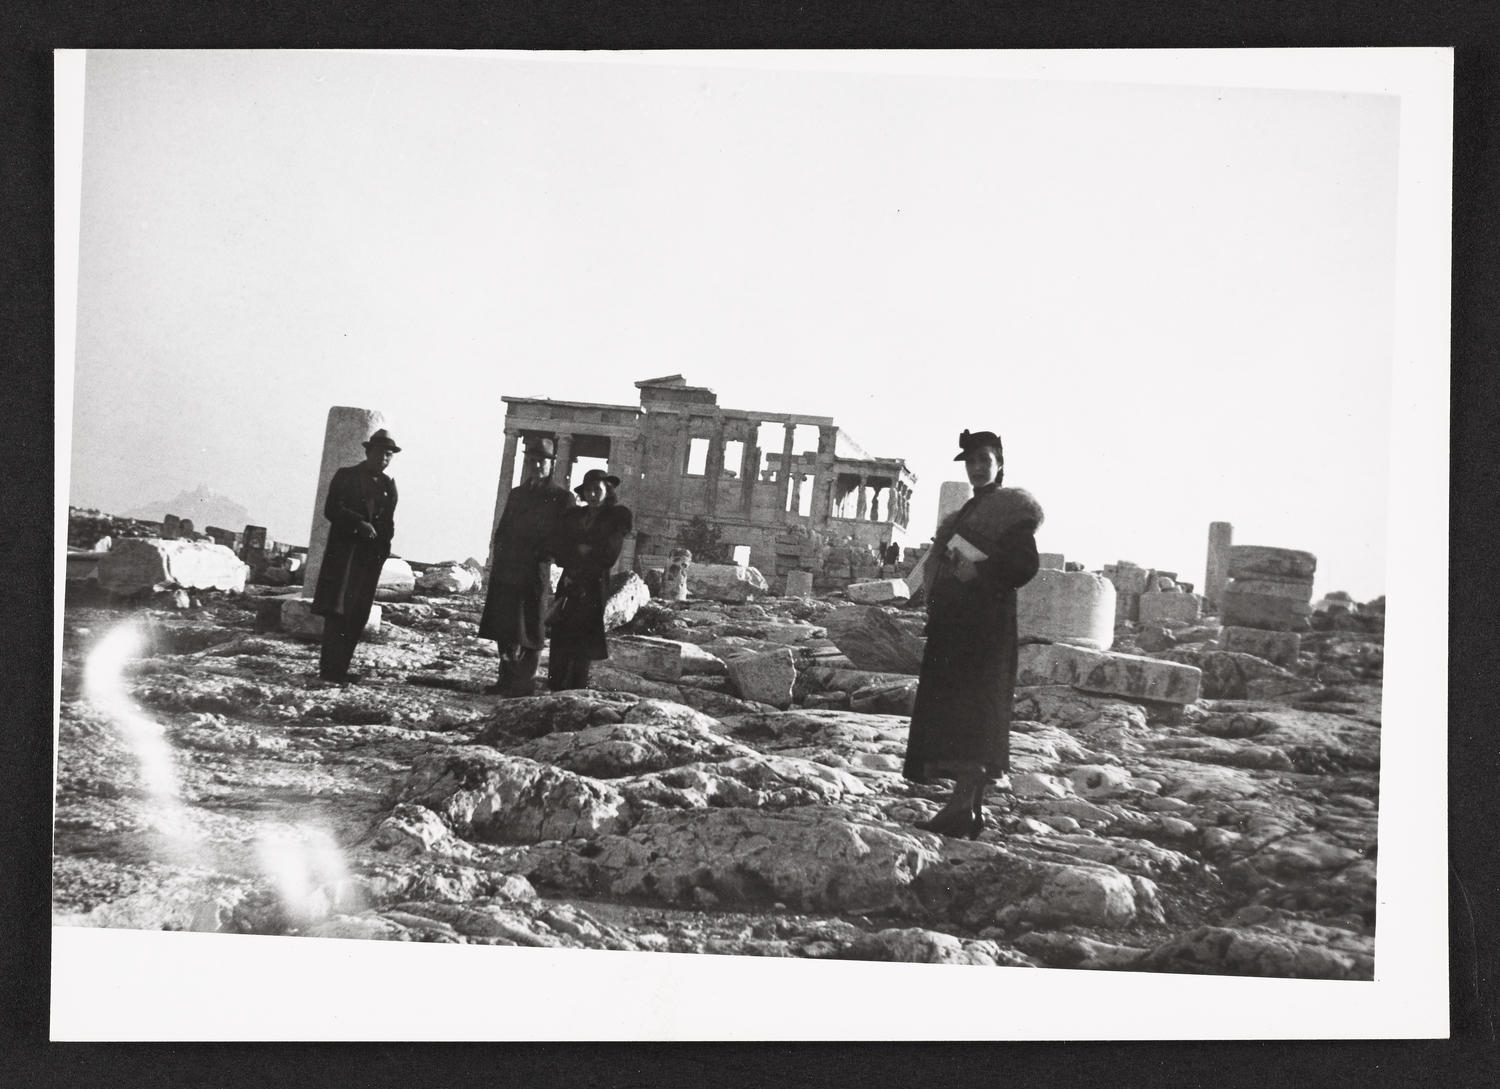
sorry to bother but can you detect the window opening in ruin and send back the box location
[721,439,744,479]
[755,422,784,482]
[685,437,710,477]
[792,424,820,456]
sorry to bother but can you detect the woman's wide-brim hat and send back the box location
[575,468,622,495]
[953,429,1003,461]
[363,428,402,453]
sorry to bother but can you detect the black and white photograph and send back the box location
[51,48,1450,1040]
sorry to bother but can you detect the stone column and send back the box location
[778,423,796,512]
[552,432,574,488]
[303,406,385,600]
[789,470,804,516]
[1205,521,1234,614]
[488,430,520,569]
[856,475,869,519]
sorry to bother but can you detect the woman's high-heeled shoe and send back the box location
[917,807,983,839]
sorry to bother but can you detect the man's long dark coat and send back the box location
[311,464,397,634]
[478,478,576,648]
[904,485,1043,782]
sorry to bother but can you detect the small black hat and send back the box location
[523,436,556,459]
[953,429,1002,462]
[575,468,622,495]
[363,428,402,453]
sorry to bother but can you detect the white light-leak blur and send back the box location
[83,623,181,803]
[255,824,362,926]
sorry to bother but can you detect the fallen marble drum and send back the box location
[1017,569,1116,651]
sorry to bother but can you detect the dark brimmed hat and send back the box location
[574,468,622,495]
[363,428,401,453]
[523,436,556,459]
[954,429,1003,462]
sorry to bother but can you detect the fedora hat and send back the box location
[953,429,1003,462]
[363,428,402,453]
[523,436,557,459]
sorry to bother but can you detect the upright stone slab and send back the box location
[1038,552,1065,570]
[161,514,182,540]
[241,524,268,569]
[1017,569,1116,650]
[1219,625,1301,667]
[302,406,386,602]
[1137,591,1202,626]
[1017,642,1202,705]
[1204,522,1233,613]
[784,569,814,597]
[937,481,971,526]
[608,635,685,681]
[1103,562,1151,596]
[730,544,752,568]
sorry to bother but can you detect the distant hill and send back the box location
[123,484,252,532]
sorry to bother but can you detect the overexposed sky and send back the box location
[68,50,1399,598]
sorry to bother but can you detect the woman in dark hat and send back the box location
[904,429,1043,837]
[545,468,634,691]
[311,428,401,683]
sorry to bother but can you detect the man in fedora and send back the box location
[478,436,575,696]
[312,428,401,683]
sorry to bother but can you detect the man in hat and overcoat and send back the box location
[478,436,575,695]
[312,428,401,683]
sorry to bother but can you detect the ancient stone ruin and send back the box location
[490,375,916,591]
[57,401,1387,980]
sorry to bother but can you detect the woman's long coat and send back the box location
[903,485,1043,782]
[311,464,397,633]
[547,501,634,661]
[478,478,576,648]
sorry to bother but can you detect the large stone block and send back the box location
[97,538,249,595]
[1227,545,1316,581]
[726,648,797,709]
[688,563,770,603]
[415,561,481,594]
[602,572,651,632]
[1017,569,1115,650]
[1017,643,1202,705]
[784,570,814,597]
[1221,590,1313,632]
[1218,625,1301,667]
[1038,552,1065,570]
[607,635,685,681]
[1226,576,1314,601]
[374,557,417,600]
[274,596,381,641]
[1114,592,1141,623]
[846,578,910,605]
[937,481,971,526]
[822,606,926,674]
[1137,591,1202,626]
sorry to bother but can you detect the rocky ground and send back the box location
[53,583,1383,978]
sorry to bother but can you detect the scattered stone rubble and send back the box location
[54,524,1384,979]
